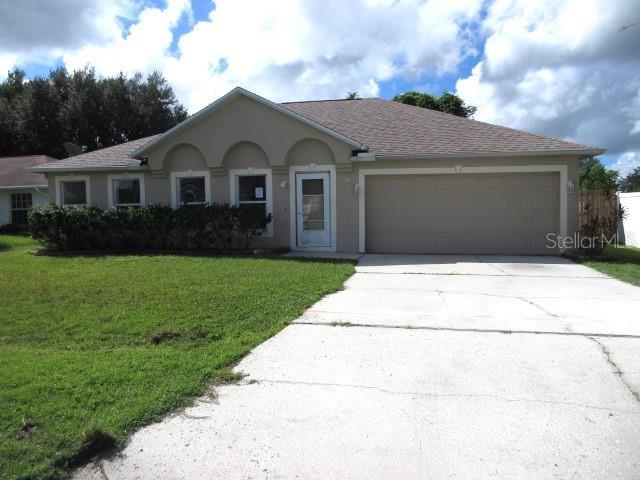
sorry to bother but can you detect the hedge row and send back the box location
[28,204,272,252]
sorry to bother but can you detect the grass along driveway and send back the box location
[0,235,354,479]
[580,245,640,286]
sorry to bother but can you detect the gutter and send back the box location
[25,165,149,174]
[0,184,48,190]
[355,148,606,162]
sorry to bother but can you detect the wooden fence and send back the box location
[579,190,619,238]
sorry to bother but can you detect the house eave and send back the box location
[0,184,48,190]
[129,87,367,159]
[358,148,606,162]
[26,165,148,174]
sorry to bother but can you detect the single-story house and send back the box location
[0,155,54,227]
[28,87,604,255]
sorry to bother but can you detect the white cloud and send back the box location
[611,152,640,178]
[52,0,484,111]
[0,0,138,77]
[456,0,640,170]
[62,0,192,77]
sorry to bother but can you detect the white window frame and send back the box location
[10,192,33,225]
[288,164,337,252]
[357,165,568,254]
[229,168,273,237]
[107,173,146,209]
[170,170,211,208]
[56,175,91,207]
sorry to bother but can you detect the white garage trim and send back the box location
[357,165,568,254]
[289,164,337,252]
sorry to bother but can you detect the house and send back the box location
[0,155,54,227]
[28,87,604,255]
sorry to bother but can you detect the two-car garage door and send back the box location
[365,172,559,255]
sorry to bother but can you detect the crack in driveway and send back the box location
[252,378,640,415]
[519,297,559,317]
[345,285,639,303]
[294,320,640,339]
[589,337,640,404]
[356,271,608,279]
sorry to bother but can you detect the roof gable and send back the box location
[130,87,366,159]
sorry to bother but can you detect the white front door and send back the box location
[296,172,331,248]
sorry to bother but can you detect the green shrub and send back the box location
[28,204,271,252]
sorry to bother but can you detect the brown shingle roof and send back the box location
[282,98,602,157]
[0,155,55,188]
[31,135,160,172]
[31,94,603,173]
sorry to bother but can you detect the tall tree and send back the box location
[579,157,619,191]
[0,67,188,158]
[393,91,477,118]
[620,166,640,192]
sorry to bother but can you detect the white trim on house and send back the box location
[359,150,604,161]
[129,87,366,159]
[229,168,273,237]
[289,164,337,252]
[169,170,211,208]
[107,173,146,209]
[357,165,568,254]
[55,175,91,207]
[0,185,48,190]
[27,165,147,173]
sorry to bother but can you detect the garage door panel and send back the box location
[506,175,530,188]
[505,216,529,234]
[529,194,555,211]
[365,173,559,255]
[530,215,557,232]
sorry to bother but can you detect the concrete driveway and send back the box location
[77,255,640,479]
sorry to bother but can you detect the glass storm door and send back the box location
[296,172,331,248]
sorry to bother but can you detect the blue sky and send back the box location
[1,0,639,174]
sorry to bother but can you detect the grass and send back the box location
[0,235,354,479]
[580,245,640,286]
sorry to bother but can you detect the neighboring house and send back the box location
[28,87,604,255]
[0,155,54,227]
[618,192,640,248]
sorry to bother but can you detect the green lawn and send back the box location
[0,235,354,479]
[581,245,640,286]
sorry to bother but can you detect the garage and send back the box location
[364,172,559,255]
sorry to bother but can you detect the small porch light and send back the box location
[567,180,575,194]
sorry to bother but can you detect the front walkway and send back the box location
[76,255,640,479]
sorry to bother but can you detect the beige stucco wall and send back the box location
[44,93,582,254]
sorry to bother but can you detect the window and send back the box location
[237,174,267,217]
[10,192,32,225]
[57,177,89,207]
[230,169,273,237]
[108,175,145,209]
[301,178,325,230]
[179,177,206,206]
[170,171,211,208]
